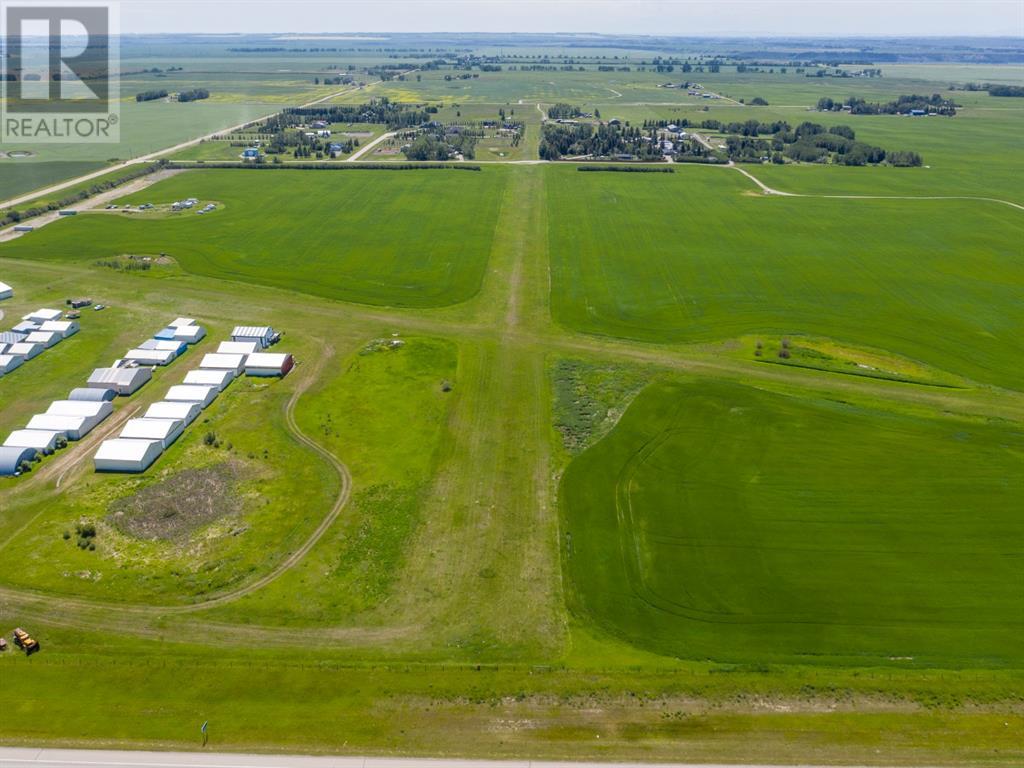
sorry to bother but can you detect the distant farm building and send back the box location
[0,282,12,301]
[231,326,276,349]
[68,387,116,402]
[123,348,176,366]
[164,384,218,409]
[119,417,185,449]
[245,352,294,378]
[3,429,61,454]
[22,308,62,324]
[38,320,79,338]
[217,340,259,356]
[144,400,201,426]
[183,368,234,392]
[0,354,24,375]
[0,446,36,476]
[199,352,245,377]
[88,366,152,395]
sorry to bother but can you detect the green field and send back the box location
[546,165,1024,389]
[1,45,1023,764]
[562,378,1024,667]
[1,169,508,307]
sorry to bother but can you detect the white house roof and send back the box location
[217,341,259,355]
[165,384,217,404]
[3,429,62,451]
[168,317,196,327]
[200,353,244,370]
[120,418,183,441]
[95,438,162,462]
[246,352,290,368]
[144,401,201,422]
[22,308,62,322]
[232,325,273,338]
[46,400,112,418]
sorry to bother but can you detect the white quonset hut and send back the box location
[165,384,218,409]
[144,400,201,426]
[8,342,43,360]
[0,281,12,301]
[69,386,116,402]
[25,330,61,349]
[25,414,95,440]
[231,326,275,349]
[22,308,62,324]
[119,418,185,449]
[94,439,163,473]
[88,366,152,395]
[172,324,206,344]
[217,340,259,356]
[199,352,245,377]
[183,368,234,392]
[0,354,24,375]
[245,352,295,378]
[3,429,62,454]
[38,320,79,338]
[0,446,36,476]
[123,348,175,366]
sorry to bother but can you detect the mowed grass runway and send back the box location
[561,378,1024,667]
[1,168,508,308]
[546,165,1024,390]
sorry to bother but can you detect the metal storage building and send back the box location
[25,330,61,348]
[231,326,275,349]
[4,429,62,454]
[12,321,39,334]
[7,342,43,360]
[94,439,164,473]
[245,352,295,378]
[199,353,245,377]
[69,387,116,402]
[87,366,151,395]
[164,384,218,409]
[173,324,206,344]
[123,348,176,366]
[22,308,62,323]
[47,399,114,423]
[38,320,79,338]
[0,354,24,375]
[0,446,36,476]
[25,413,95,440]
[183,368,234,392]
[0,331,25,345]
[0,281,12,301]
[217,340,259,356]
[169,317,196,328]
[138,339,187,356]
[119,418,185,449]
[144,400,201,426]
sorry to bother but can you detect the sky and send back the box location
[117,0,1023,37]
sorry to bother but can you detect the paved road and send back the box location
[0,748,926,768]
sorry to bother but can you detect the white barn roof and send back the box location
[0,354,24,374]
[8,342,43,359]
[119,418,184,448]
[94,438,164,473]
[217,340,259,356]
[164,384,218,408]
[0,281,12,299]
[168,317,196,328]
[25,413,91,439]
[124,348,175,366]
[22,308,62,323]
[144,400,201,425]
[183,368,234,392]
[199,353,244,375]
[46,400,113,419]
[25,330,61,348]
[173,324,206,343]
[39,320,79,337]
[88,366,151,395]
[3,429,62,453]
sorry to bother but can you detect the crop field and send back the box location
[561,378,1024,667]
[1,45,1023,764]
[0,169,508,307]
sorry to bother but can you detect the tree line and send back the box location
[817,93,958,116]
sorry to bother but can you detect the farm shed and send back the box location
[119,417,185,449]
[88,366,151,395]
[138,339,187,357]
[94,439,164,473]
[25,414,94,440]
[164,384,218,409]
[123,348,176,366]
[24,330,61,349]
[38,320,79,338]
[216,340,258,356]
[183,368,234,392]
[169,317,196,328]
[173,324,206,344]
[0,354,24,375]
[0,281,12,300]
[22,308,62,323]
[153,327,178,341]
[4,429,62,454]
[8,342,43,360]
[144,400,201,426]
[199,352,245,377]
[0,331,25,345]
[69,387,116,402]
[47,399,114,425]
[245,352,294,378]
[231,326,275,349]
[0,446,36,476]
[12,321,39,334]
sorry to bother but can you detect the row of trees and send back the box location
[539,123,663,161]
[817,93,958,116]
[271,98,428,131]
[135,89,168,102]
[715,120,921,166]
[547,103,583,120]
[177,88,210,102]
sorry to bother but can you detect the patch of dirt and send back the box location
[107,463,243,541]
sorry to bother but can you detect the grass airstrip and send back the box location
[0,56,1023,764]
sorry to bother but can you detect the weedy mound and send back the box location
[108,463,243,541]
